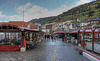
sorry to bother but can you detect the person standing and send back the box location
[51,35,53,41]
[45,35,46,40]
[62,34,65,41]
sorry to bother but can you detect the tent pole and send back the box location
[92,28,95,53]
[98,29,99,41]
[8,32,9,39]
[77,29,80,44]
[83,29,85,49]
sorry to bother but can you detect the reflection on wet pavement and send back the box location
[0,39,90,61]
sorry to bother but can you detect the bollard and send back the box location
[78,44,81,47]
[20,47,26,52]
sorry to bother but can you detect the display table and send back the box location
[0,45,20,51]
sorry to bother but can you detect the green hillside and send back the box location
[30,1,100,24]
[46,0,100,23]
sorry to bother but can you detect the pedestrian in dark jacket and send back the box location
[45,35,46,40]
[51,35,53,41]
[62,34,65,41]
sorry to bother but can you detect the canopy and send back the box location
[53,30,65,34]
[43,32,49,34]
[69,29,99,34]
[69,30,77,33]
[80,29,98,33]
[0,24,42,32]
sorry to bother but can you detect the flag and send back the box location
[24,38,26,48]
[21,37,26,48]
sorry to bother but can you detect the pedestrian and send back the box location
[45,35,46,40]
[47,35,49,39]
[47,35,48,39]
[51,35,53,41]
[57,35,59,38]
[62,34,65,41]
[54,35,56,40]
[48,35,50,39]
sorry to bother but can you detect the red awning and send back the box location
[43,32,49,34]
[69,29,99,34]
[54,30,65,34]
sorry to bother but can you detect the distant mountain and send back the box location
[30,16,56,24]
[30,0,100,24]
[53,0,100,23]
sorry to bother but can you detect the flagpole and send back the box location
[23,6,24,27]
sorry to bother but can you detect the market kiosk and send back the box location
[0,24,43,51]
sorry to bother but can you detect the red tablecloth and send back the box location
[0,45,20,51]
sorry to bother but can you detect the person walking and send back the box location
[51,35,53,41]
[62,34,65,41]
[45,35,46,40]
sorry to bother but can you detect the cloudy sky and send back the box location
[0,0,94,22]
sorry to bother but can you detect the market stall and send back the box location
[0,24,43,51]
[53,30,65,41]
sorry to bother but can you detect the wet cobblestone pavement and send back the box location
[0,39,90,61]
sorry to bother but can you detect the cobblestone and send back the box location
[0,39,90,61]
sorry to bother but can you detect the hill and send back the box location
[30,16,56,24]
[30,0,100,24]
[53,0,100,23]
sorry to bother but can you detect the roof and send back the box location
[81,20,88,23]
[0,22,2,24]
[53,30,65,34]
[90,18,100,21]
[69,29,99,34]
[0,24,41,32]
[75,24,80,27]
[6,21,30,27]
[43,32,49,34]
[42,28,50,30]
[30,24,38,29]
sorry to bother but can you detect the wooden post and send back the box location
[5,32,6,39]
[8,32,9,39]
[98,29,99,41]
[21,28,25,47]
[92,28,95,53]
[28,32,30,41]
[83,29,85,49]
[80,34,81,44]
[15,32,16,39]
[10,32,13,39]
[77,29,80,44]
[21,31,24,47]
[21,31,26,52]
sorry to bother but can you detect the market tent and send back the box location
[53,30,65,34]
[80,29,98,33]
[69,29,99,34]
[69,30,78,33]
[43,32,49,34]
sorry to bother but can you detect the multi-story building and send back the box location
[81,20,88,26]
[88,18,100,25]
